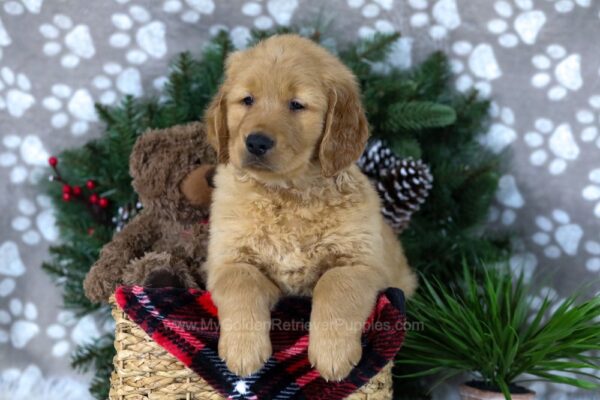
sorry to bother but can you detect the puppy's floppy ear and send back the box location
[319,77,369,177]
[204,51,245,164]
[204,88,229,163]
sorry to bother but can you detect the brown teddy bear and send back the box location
[83,122,216,303]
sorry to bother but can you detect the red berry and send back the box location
[87,227,95,236]
[89,193,99,204]
[62,192,71,201]
[62,184,72,194]
[48,156,58,167]
[86,180,96,190]
[72,186,82,196]
[99,197,109,208]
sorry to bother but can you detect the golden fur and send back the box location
[203,34,417,381]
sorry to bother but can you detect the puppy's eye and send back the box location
[289,100,305,111]
[242,96,254,106]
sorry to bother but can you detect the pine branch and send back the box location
[248,26,295,47]
[385,101,457,132]
[356,32,400,62]
[71,334,115,372]
[340,32,400,80]
[95,104,117,126]
[411,51,451,98]
[71,334,116,400]
[391,138,422,159]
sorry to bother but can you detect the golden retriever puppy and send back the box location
[203,34,417,381]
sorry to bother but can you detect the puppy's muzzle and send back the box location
[246,133,275,157]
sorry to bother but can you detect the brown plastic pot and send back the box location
[459,383,535,400]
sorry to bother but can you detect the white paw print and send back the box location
[574,95,600,149]
[2,0,43,15]
[0,241,25,299]
[0,67,35,118]
[0,18,11,61]
[0,298,39,348]
[583,238,600,272]
[0,365,93,399]
[346,0,395,39]
[356,19,396,41]
[0,134,48,184]
[162,0,215,24]
[407,0,461,40]
[208,24,252,49]
[151,76,169,101]
[366,36,414,73]
[92,62,143,105]
[545,0,591,13]
[527,286,562,323]
[42,84,97,136]
[384,37,414,70]
[46,311,105,358]
[487,0,546,48]
[509,248,537,283]
[241,0,298,30]
[11,195,57,246]
[524,118,580,175]
[531,45,582,101]
[480,102,516,154]
[488,175,524,226]
[450,41,502,97]
[532,209,583,259]
[529,286,558,311]
[109,4,167,65]
[39,14,95,69]
[582,168,600,219]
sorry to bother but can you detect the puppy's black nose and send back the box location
[246,133,274,156]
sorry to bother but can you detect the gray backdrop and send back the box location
[0,0,599,399]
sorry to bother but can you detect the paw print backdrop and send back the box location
[0,1,599,399]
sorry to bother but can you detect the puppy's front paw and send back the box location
[219,329,271,377]
[308,330,362,381]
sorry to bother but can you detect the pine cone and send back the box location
[358,139,433,233]
[357,139,398,178]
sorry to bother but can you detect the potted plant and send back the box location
[397,266,600,400]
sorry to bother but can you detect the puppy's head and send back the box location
[204,34,369,181]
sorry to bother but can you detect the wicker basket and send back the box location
[109,298,393,400]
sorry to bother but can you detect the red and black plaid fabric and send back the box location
[115,286,406,400]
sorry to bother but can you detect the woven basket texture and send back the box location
[109,298,393,400]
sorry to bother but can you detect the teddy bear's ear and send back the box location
[129,122,215,201]
[129,130,172,200]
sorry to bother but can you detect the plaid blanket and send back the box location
[115,286,406,400]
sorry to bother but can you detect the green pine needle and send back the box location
[71,334,116,399]
[385,101,457,131]
[398,266,600,399]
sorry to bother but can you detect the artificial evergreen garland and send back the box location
[43,29,508,399]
